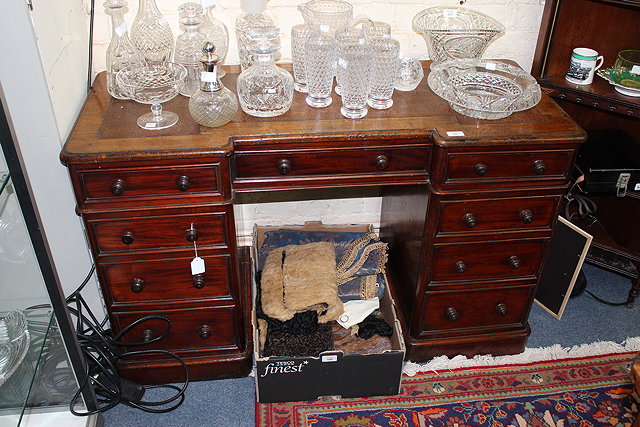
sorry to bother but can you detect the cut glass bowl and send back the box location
[428,59,541,120]
[412,7,505,65]
[0,310,30,387]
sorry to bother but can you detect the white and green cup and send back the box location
[565,47,604,85]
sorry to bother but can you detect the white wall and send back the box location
[0,0,104,316]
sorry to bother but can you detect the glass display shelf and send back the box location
[0,307,80,426]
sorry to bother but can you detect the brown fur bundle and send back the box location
[261,242,344,323]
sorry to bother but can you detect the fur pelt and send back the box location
[261,242,344,323]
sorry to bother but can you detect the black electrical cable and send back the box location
[61,264,190,416]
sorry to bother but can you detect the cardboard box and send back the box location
[251,222,405,403]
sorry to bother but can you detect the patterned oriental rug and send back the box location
[256,351,639,427]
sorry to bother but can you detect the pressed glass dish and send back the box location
[412,7,504,64]
[428,59,541,120]
[0,310,30,387]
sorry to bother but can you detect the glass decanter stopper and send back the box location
[235,0,274,70]
[236,25,294,117]
[104,0,142,99]
[199,0,229,78]
[188,42,238,127]
[175,2,208,97]
[130,0,174,63]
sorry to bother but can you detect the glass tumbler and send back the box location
[395,56,424,91]
[304,31,336,108]
[368,36,400,109]
[336,28,371,119]
[291,24,313,93]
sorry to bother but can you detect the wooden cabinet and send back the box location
[533,0,640,307]
[62,65,584,382]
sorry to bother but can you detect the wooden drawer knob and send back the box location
[199,324,211,339]
[445,307,459,322]
[111,178,125,195]
[121,231,134,245]
[130,278,145,293]
[532,160,547,175]
[519,209,534,224]
[185,226,198,242]
[464,212,477,228]
[474,163,488,176]
[176,175,191,191]
[277,158,292,175]
[455,260,466,273]
[375,155,389,170]
[508,255,521,269]
[193,274,205,289]
[495,303,508,316]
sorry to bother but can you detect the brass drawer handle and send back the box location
[111,178,125,195]
[455,260,466,273]
[508,255,521,269]
[495,303,508,316]
[176,175,190,191]
[121,231,134,245]
[130,278,145,293]
[445,307,459,322]
[519,209,534,224]
[199,324,211,339]
[474,163,488,176]
[193,274,205,289]
[142,329,153,342]
[277,158,292,175]
[375,155,389,170]
[463,212,477,228]
[532,160,546,175]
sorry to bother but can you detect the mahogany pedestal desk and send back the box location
[61,64,585,384]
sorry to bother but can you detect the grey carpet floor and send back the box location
[102,263,639,426]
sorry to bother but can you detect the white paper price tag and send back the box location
[446,131,465,137]
[443,9,458,18]
[485,62,497,71]
[201,71,217,82]
[201,0,216,8]
[631,65,640,75]
[191,256,206,275]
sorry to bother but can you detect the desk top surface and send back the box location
[62,63,586,165]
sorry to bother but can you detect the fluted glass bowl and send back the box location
[0,310,30,387]
[412,7,505,65]
[428,59,541,120]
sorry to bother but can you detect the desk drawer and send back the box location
[87,210,228,254]
[234,147,429,179]
[112,305,240,351]
[436,149,573,187]
[99,253,233,307]
[420,285,533,334]
[436,196,558,235]
[76,163,228,206]
[430,239,546,283]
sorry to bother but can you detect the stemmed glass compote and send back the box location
[116,62,187,130]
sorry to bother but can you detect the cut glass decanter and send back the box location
[104,0,143,99]
[130,0,174,63]
[175,2,208,97]
[236,25,294,117]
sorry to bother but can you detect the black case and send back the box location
[576,130,640,195]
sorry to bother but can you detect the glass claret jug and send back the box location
[199,0,229,77]
[175,2,207,97]
[236,25,294,117]
[130,0,174,63]
[104,0,143,99]
[188,42,238,128]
